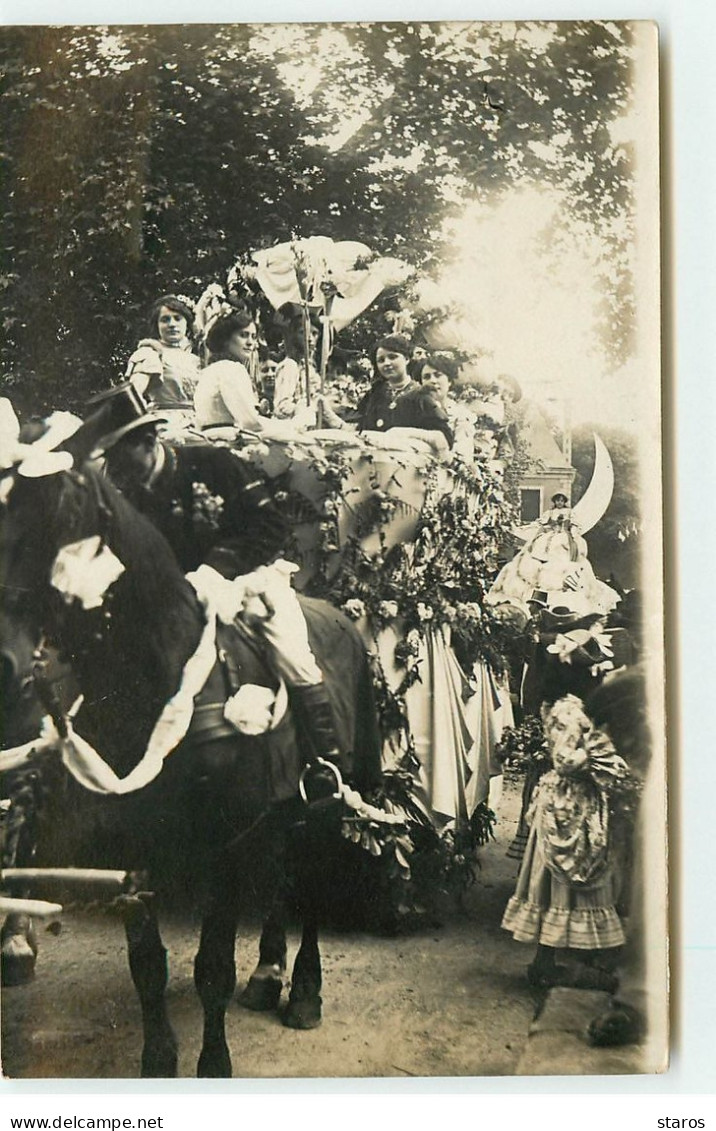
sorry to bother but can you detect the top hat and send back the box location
[541,605,603,634]
[84,384,166,458]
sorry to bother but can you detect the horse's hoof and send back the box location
[140,1046,178,1079]
[588,1003,645,1047]
[283,991,322,1030]
[240,973,283,1012]
[197,1044,232,1078]
[1,944,37,987]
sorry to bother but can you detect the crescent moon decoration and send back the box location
[571,432,615,535]
[510,432,614,541]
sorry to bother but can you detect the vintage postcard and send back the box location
[0,20,666,1080]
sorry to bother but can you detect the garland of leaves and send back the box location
[325,453,520,676]
[262,432,524,903]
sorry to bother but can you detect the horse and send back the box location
[0,612,52,984]
[0,461,382,1077]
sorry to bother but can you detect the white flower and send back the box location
[224,684,277,735]
[378,600,399,620]
[416,602,434,622]
[50,537,125,610]
[343,598,366,620]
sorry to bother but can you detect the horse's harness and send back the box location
[188,619,276,745]
[25,469,342,809]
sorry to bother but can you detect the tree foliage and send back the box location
[0,21,637,415]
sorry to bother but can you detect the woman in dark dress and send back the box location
[319,334,453,452]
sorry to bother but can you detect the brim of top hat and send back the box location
[90,413,167,459]
[547,605,583,620]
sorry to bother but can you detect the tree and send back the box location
[0,22,638,415]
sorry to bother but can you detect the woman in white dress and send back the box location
[193,311,263,439]
[487,495,620,619]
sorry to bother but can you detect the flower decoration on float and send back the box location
[193,284,239,344]
[171,481,225,531]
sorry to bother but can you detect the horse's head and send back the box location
[1,463,204,772]
[1,464,108,625]
[0,469,67,748]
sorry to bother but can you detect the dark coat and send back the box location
[353,379,454,446]
[119,442,287,578]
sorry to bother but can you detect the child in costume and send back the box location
[502,694,630,989]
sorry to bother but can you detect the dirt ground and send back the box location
[0,778,540,1081]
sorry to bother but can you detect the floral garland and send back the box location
[362,766,498,906]
[238,419,530,908]
[260,438,524,901]
[267,438,521,739]
[173,481,225,531]
[497,715,552,777]
[320,452,519,676]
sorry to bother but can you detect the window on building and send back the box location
[520,488,542,523]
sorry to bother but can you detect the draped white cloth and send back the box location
[371,623,511,822]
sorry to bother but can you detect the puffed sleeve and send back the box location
[125,341,163,398]
[272,358,301,419]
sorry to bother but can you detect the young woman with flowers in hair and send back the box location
[126,294,201,419]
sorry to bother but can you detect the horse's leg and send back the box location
[284,905,322,1030]
[119,893,178,1078]
[194,897,239,1078]
[283,820,323,1030]
[1,913,38,986]
[240,878,288,1012]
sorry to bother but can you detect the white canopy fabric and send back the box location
[250,237,411,332]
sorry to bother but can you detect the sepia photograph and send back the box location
[0,19,667,1082]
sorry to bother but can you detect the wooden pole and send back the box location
[2,867,130,892]
[0,896,62,919]
[317,292,335,430]
[301,302,312,408]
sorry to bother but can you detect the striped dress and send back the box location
[502,767,626,950]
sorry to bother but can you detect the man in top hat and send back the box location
[82,384,346,783]
[85,383,285,579]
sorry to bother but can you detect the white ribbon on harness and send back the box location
[43,593,219,795]
[1,568,291,795]
[0,399,82,479]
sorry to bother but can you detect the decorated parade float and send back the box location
[168,237,626,879]
[187,239,526,839]
[1,236,629,970]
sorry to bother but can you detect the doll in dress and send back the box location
[502,694,630,989]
